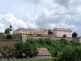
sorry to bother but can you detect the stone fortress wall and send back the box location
[0,34,80,47]
[0,27,81,46]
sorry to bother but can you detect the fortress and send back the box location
[13,27,72,37]
[0,26,81,47]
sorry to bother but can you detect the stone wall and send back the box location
[0,34,81,47]
[0,41,17,47]
[26,35,74,41]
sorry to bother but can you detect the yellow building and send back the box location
[13,28,48,35]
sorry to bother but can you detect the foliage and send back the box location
[15,41,24,58]
[59,38,68,45]
[4,28,13,39]
[58,46,81,61]
[72,32,78,37]
[0,40,38,58]
[0,46,15,58]
[14,41,37,58]
[6,35,13,39]
[4,28,10,35]
[0,38,81,60]
[26,38,81,59]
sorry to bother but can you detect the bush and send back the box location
[0,46,15,58]
[14,41,38,58]
[58,46,81,61]
[59,38,68,45]
[6,35,13,39]
[72,32,78,37]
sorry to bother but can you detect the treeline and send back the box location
[0,41,37,59]
[27,38,81,61]
[0,38,81,61]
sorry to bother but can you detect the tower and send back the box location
[9,25,13,35]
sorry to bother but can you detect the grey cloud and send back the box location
[55,0,70,7]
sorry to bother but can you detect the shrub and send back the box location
[58,46,81,61]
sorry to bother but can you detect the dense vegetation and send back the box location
[0,41,37,59]
[57,45,81,61]
[0,37,81,61]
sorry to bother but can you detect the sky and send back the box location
[0,0,81,36]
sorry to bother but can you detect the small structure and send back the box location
[35,48,51,59]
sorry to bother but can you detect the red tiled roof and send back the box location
[37,48,51,56]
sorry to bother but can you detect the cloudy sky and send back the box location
[0,0,81,35]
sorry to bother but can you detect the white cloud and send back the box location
[0,13,38,31]
[0,0,81,35]
[0,23,5,32]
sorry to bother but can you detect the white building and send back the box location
[53,28,72,37]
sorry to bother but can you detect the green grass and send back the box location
[1,58,53,61]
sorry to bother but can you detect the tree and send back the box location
[24,41,38,58]
[58,46,81,61]
[15,41,24,58]
[4,28,10,35]
[14,41,38,58]
[72,32,78,37]
[6,35,13,39]
[4,28,13,39]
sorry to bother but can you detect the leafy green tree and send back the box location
[4,28,10,35]
[15,41,24,58]
[58,46,81,61]
[14,41,38,58]
[72,32,78,37]
[4,28,13,39]
[24,41,38,58]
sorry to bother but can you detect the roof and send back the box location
[37,48,51,56]
[54,28,72,32]
[14,28,48,32]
